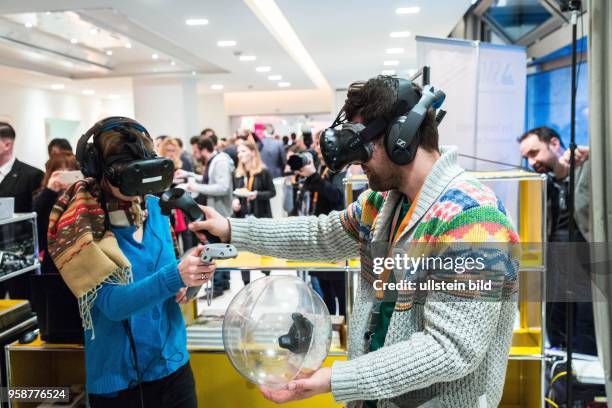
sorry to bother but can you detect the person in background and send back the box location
[174,138,194,173]
[232,142,275,286]
[33,153,80,274]
[518,126,595,355]
[282,135,290,148]
[295,131,346,315]
[176,138,234,217]
[0,122,44,300]
[47,118,212,407]
[259,132,286,179]
[47,138,73,156]
[290,132,297,146]
[200,128,216,140]
[159,138,192,251]
[154,135,168,155]
[224,135,243,168]
[189,135,205,176]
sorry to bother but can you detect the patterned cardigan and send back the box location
[229,146,520,407]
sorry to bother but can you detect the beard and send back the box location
[365,166,400,192]
[532,161,553,173]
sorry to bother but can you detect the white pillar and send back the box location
[132,77,200,143]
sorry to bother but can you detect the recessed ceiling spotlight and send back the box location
[185,18,209,26]
[82,89,95,95]
[239,55,256,62]
[268,75,282,80]
[45,11,51,15]
[381,69,396,75]
[65,61,74,68]
[170,60,176,66]
[384,60,399,66]
[386,48,405,54]
[90,28,99,35]
[256,66,271,72]
[106,50,113,56]
[211,84,224,90]
[191,71,197,75]
[152,53,159,60]
[278,82,291,88]
[390,31,411,38]
[24,22,34,28]
[51,84,65,90]
[125,42,132,49]
[217,40,237,47]
[70,38,78,44]
[395,7,421,14]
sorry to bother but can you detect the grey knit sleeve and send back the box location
[229,212,360,262]
[331,294,504,402]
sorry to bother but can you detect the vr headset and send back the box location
[76,117,174,196]
[321,77,446,172]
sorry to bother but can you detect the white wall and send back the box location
[0,81,133,169]
[224,89,332,116]
[198,93,230,138]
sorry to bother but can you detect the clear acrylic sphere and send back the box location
[223,275,332,388]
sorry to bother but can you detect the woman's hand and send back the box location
[174,169,190,180]
[47,171,68,192]
[232,198,241,212]
[246,191,258,201]
[188,206,231,243]
[175,287,190,304]
[178,245,216,287]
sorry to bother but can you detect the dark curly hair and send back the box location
[342,75,439,153]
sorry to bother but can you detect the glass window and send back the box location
[485,0,553,42]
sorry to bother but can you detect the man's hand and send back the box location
[188,205,231,243]
[260,367,331,404]
[297,162,317,178]
[560,145,589,168]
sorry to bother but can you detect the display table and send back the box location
[4,337,346,408]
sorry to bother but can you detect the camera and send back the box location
[287,152,313,172]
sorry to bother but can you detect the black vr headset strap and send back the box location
[398,85,446,147]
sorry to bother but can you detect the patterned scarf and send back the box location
[47,179,141,337]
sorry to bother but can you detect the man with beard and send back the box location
[190,75,520,407]
[518,126,595,355]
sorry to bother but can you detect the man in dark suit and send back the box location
[0,122,44,300]
[259,136,286,179]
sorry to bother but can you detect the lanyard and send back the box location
[312,167,330,207]
[245,174,255,191]
[376,192,420,300]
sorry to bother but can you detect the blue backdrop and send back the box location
[525,61,589,147]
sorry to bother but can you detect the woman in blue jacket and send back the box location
[48,117,212,408]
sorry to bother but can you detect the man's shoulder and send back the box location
[437,175,506,215]
[13,159,44,176]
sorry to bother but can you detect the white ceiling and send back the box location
[0,0,472,96]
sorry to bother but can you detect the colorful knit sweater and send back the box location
[229,146,520,407]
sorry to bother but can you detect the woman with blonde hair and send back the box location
[232,142,276,219]
[159,137,183,170]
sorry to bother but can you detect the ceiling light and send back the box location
[191,71,197,75]
[152,53,159,60]
[90,28,99,35]
[384,60,399,66]
[170,60,176,66]
[211,84,224,90]
[217,40,237,47]
[390,31,411,38]
[45,11,51,15]
[108,94,120,100]
[256,66,271,72]
[381,69,396,75]
[278,82,291,88]
[125,42,132,49]
[185,18,209,26]
[106,50,113,56]
[82,89,95,95]
[386,48,405,54]
[70,38,78,44]
[268,75,282,80]
[51,84,65,90]
[395,7,421,14]
[24,22,34,28]
[239,55,256,61]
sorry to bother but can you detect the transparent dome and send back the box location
[223,275,332,388]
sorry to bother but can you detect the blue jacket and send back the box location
[85,195,188,395]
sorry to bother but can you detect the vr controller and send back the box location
[160,188,238,302]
